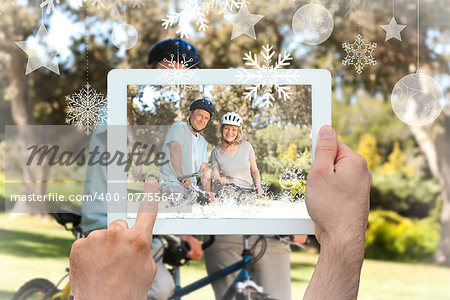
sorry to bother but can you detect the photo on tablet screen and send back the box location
[125,84,312,220]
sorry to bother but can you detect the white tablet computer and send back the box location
[107,69,331,234]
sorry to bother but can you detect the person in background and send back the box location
[80,38,209,300]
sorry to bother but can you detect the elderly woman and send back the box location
[204,112,292,300]
[210,112,264,196]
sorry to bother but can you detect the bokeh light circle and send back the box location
[292,3,334,45]
[111,23,138,50]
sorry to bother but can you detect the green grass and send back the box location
[1,214,449,300]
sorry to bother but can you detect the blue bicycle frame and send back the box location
[169,239,254,300]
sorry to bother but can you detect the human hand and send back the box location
[218,177,228,185]
[256,186,264,195]
[306,125,371,245]
[304,125,371,299]
[69,178,159,300]
[292,235,307,245]
[180,178,192,188]
[179,235,203,261]
[207,191,215,202]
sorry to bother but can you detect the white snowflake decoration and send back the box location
[162,0,209,39]
[203,0,245,13]
[74,0,88,8]
[342,34,377,74]
[91,0,106,9]
[66,83,108,135]
[237,44,297,108]
[161,0,246,37]
[131,0,144,8]
[158,51,199,92]
[40,0,60,14]
[108,0,123,16]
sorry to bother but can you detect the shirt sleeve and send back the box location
[201,142,208,164]
[165,122,185,146]
[248,142,256,161]
[210,148,219,169]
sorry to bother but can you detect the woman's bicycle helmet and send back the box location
[221,112,243,127]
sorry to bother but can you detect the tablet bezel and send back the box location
[107,69,331,234]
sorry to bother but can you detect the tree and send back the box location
[0,0,449,264]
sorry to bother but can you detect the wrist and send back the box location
[319,233,365,267]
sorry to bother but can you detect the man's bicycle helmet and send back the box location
[190,99,216,118]
[148,38,203,68]
[221,112,243,127]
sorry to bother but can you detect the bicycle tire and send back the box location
[12,278,59,300]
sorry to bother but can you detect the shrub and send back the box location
[365,210,440,261]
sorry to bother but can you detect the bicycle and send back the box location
[176,172,211,205]
[162,179,304,300]
[162,234,276,300]
[12,209,275,300]
[13,182,304,299]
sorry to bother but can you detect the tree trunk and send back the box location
[8,49,49,214]
[434,116,450,266]
[409,117,450,266]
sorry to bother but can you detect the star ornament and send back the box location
[381,17,407,41]
[15,24,60,75]
[224,4,264,40]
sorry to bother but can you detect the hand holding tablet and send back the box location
[69,178,159,300]
[304,125,371,299]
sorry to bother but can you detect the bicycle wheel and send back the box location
[13,278,58,300]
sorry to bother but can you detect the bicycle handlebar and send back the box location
[213,179,257,193]
[177,172,199,181]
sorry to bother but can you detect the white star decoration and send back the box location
[342,34,377,74]
[15,24,60,75]
[224,4,264,40]
[381,17,407,41]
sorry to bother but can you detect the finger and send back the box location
[132,177,159,241]
[312,125,338,174]
[108,219,129,231]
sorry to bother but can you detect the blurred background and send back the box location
[0,0,449,299]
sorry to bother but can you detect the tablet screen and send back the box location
[125,84,312,220]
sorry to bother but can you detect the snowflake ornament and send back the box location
[342,34,377,74]
[108,0,123,16]
[202,0,245,15]
[91,0,106,9]
[132,0,144,8]
[66,83,108,135]
[161,0,209,38]
[237,44,297,108]
[74,0,88,8]
[158,51,200,92]
[40,0,60,14]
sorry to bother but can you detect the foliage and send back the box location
[371,172,441,218]
[356,133,382,171]
[379,141,414,177]
[349,118,441,219]
[365,210,440,261]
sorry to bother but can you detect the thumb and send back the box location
[313,125,338,174]
[132,177,159,241]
